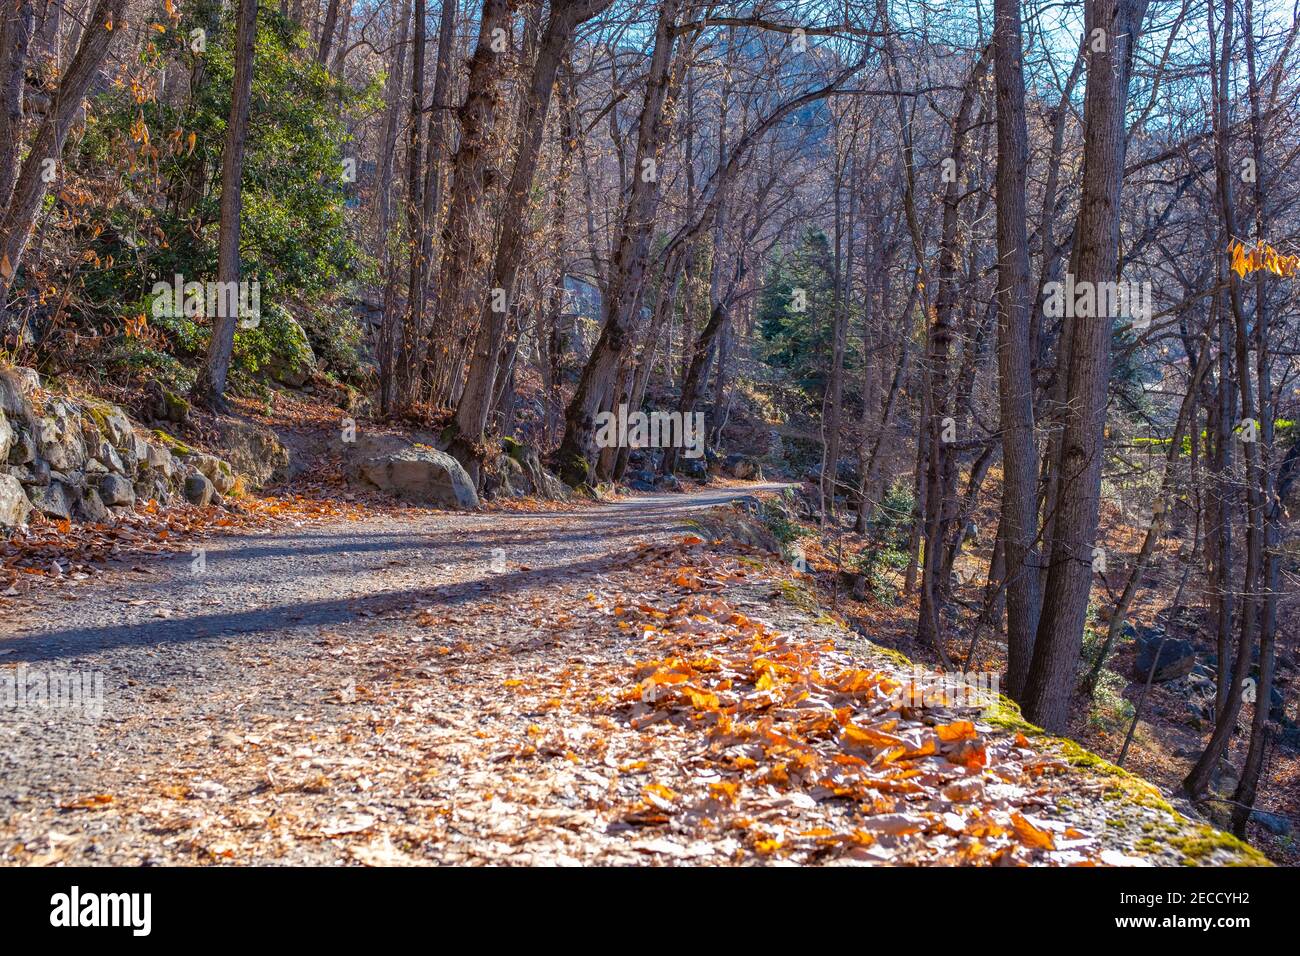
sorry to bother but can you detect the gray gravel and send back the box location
[0,484,788,864]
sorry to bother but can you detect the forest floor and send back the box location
[0,483,1265,866]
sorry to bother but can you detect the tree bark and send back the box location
[192,0,260,410]
[555,0,683,486]
[992,0,1043,701]
[1023,0,1150,731]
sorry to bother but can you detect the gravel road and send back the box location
[0,484,790,864]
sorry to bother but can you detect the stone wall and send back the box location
[0,367,237,529]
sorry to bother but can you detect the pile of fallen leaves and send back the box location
[602,537,1122,865]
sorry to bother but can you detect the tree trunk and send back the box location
[448,0,611,484]
[555,0,683,486]
[918,47,989,651]
[191,0,259,410]
[992,0,1043,701]
[0,0,127,305]
[0,0,35,215]
[1023,0,1150,731]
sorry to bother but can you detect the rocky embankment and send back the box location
[0,367,262,530]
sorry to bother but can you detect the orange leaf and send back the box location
[935,720,977,743]
[1010,811,1056,850]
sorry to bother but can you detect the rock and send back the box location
[134,476,168,504]
[1132,628,1196,683]
[0,409,11,462]
[681,457,708,480]
[1269,685,1286,724]
[144,441,176,478]
[0,474,32,528]
[26,480,74,520]
[0,366,40,429]
[6,423,35,465]
[13,458,50,486]
[75,488,110,523]
[500,438,569,501]
[1211,757,1240,795]
[723,454,762,480]
[211,416,290,488]
[705,447,724,476]
[90,439,125,475]
[37,398,86,471]
[627,478,656,492]
[184,473,215,506]
[655,474,683,492]
[348,435,478,509]
[87,402,136,451]
[99,474,136,507]
[187,452,236,495]
[145,383,189,426]
[1250,810,1291,836]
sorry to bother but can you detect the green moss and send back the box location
[151,429,194,457]
[501,435,526,463]
[776,578,819,613]
[981,695,1044,736]
[867,644,914,668]
[84,401,115,432]
[1168,826,1270,867]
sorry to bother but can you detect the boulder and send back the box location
[211,416,290,488]
[724,454,762,480]
[184,473,216,507]
[26,479,74,521]
[655,474,683,493]
[706,447,724,476]
[187,452,236,495]
[1132,627,1196,683]
[681,457,709,481]
[348,434,478,509]
[144,382,190,426]
[0,474,32,528]
[6,422,35,465]
[0,408,11,461]
[75,488,110,524]
[99,474,136,507]
[37,398,86,472]
[1250,810,1291,837]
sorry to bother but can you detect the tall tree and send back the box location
[991,0,1042,701]
[1023,0,1150,731]
[447,0,614,483]
[191,0,260,409]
